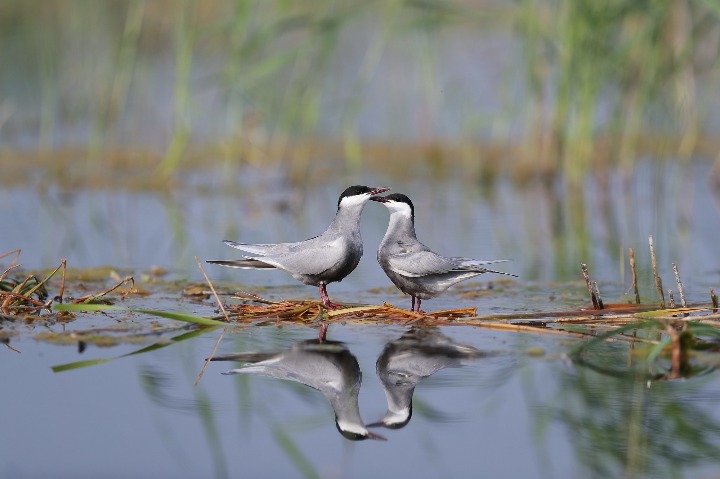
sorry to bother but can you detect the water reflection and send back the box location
[370,327,488,429]
[3,161,719,289]
[549,348,720,478]
[211,339,385,441]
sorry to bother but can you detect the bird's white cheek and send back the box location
[339,195,369,208]
[386,203,412,218]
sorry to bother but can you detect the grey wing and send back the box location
[259,236,347,276]
[388,250,459,277]
[450,258,510,267]
[221,366,316,389]
[224,240,298,256]
[451,258,518,277]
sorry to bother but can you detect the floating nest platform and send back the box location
[217,292,477,328]
[211,292,720,343]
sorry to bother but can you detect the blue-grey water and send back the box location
[3,163,720,478]
[2,160,719,287]
[5,318,720,479]
[3,5,720,475]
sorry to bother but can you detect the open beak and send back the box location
[369,187,390,196]
[370,192,389,203]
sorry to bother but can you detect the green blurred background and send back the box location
[2,0,720,187]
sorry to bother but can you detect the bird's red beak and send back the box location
[369,187,390,196]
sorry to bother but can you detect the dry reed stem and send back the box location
[672,263,687,308]
[0,249,21,267]
[219,298,478,325]
[72,276,135,304]
[649,235,665,308]
[581,264,600,309]
[0,291,48,309]
[668,289,676,308]
[711,288,718,312]
[629,247,640,304]
[194,256,233,387]
[195,257,231,323]
[2,275,34,310]
[553,315,642,325]
[59,259,67,304]
[0,258,67,315]
[232,291,280,304]
[0,264,21,282]
[593,281,604,309]
[208,292,720,345]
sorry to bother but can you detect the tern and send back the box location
[208,185,389,310]
[211,339,385,441]
[369,327,487,429]
[371,193,517,311]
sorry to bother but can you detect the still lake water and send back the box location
[3,161,720,478]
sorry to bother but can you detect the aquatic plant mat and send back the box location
[2,248,720,381]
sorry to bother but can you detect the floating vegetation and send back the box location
[0,250,203,356]
[218,293,478,326]
[0,251,57,316]
[570,236,720,381]
[3,236,720,384]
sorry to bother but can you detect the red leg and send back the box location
[416,297,425,314]
[318,323,328,342]
[319,284,342,310]
[411,295,416,312]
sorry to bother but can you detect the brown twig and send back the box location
[581,264,600,310]
[629,247,640,304]
[232,291,280,305]
[58,259,67,304]
[593,282,604,310]
[672,263,687,308]
[72,276,135,304]
[668,289,676,308]
[4,341,21,353]
[0,264,21,282]
[1,274,36,313]
[0,248,21,267]
[649,236,665,308]
[194,256,232,387]
[194,257,231,323]
[711,288,718,312]
[0,291,49,308]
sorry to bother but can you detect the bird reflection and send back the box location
[211,339,385,441]
[370,327,487,429]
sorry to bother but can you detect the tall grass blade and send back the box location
[54,303,229,326]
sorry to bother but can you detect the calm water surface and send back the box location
[5,315,720,478]
[2,160,719,285]
[2,162,720,478]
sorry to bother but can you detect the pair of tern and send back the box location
[208,185,516,311]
